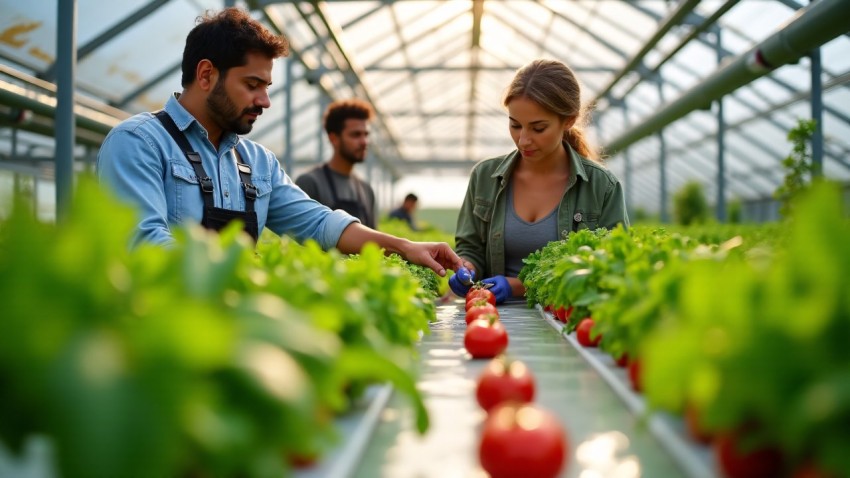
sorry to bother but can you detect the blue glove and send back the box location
[449,267,475,297]
[481,275,511,304]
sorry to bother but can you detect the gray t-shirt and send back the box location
[295,164,376,229]
[504,180,559,277]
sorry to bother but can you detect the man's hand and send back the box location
[336,224,463,276]
[401,241,464,277]
[449,266,476,297]
[481,275,511,304]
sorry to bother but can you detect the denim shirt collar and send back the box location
[164,93,241,152]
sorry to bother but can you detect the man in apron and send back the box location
[295,99,377,229]
[97,7,461,278]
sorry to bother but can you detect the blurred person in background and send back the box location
[97,7,461,277]
[449,59,629,304]
[388,193,419,231]
[295,99,377,229]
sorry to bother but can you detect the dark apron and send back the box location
[155,111,259,242]
[321,164,367,223]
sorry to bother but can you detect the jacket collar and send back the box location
[490,141,590,183]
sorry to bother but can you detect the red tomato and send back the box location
[684,403,713,444]
[715,431,784,478]
[476,357,535,412]
[287,452,318,469]
[479,403,567,478]
[466,288,496,307]
[614,353,630,367]
[554,306,573,323]
[576,318,601,347]
[627,359,642,392]
[466,302,499,324]
[464,318,508,359]
[792,462,837,478]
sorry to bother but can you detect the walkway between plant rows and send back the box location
[352,301,686,478]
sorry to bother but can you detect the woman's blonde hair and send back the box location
[503,59,599,162]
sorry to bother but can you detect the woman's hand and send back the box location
[481,275,511,304]
[449,266,476,297]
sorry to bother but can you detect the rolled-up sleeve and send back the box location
[265,162,359,250]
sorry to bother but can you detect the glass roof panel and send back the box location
[1,0,848,214]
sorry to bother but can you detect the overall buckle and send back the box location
[243,183,258,201]
[199,177,214,193]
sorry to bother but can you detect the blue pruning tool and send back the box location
[456,267,474,286]
[455,267,494,289]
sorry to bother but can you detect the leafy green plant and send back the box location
[673,181,709,226]
[519,228,610,320]
[774,118,817,218]
[643,182,850,476]
[727,198,742,224]
[375,218,453,295]
[0,176,436,477]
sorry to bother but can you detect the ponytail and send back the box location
[564,126,601,163]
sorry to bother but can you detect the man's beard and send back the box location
[207,80,262,135]
[340,143,366,164]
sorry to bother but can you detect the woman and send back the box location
[450,59,629,304]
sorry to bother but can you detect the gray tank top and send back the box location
[504,180,559,277]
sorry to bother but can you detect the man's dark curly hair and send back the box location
[323,99,374,135]
[181,7,289,86]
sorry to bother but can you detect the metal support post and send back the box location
[621,102,633,219]
[55,0,77,222]
[284,58,294,173]
[810,47,824,178]
[716,28,727,222]
[656,76,668,223]
[318,93,327,163]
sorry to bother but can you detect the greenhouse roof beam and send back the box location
[366,66,594,73]
[383,109,505,117]
[494,2,626,69]
[298,1,394,59]
[625,1,850,123]
[591,0,701,107]
[249,0,401,179]
[606,0,741,108]
[605,0,850,154]
[340,1,390,30]
[361,7,468,70]
[514,3,629,63]
[672,149,770,197]
[387,4,433,160]
[113,61,180,109]
[40,0,170,83]
[655,59,844,166]
[631,75,850,176]
[296,1,404,166]
[289,157,483,174]
[246,86,320,143]
[466,0,484,161]
[371,40,470,98]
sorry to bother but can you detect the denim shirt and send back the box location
[96,94,357,248]
[455,143,629,278]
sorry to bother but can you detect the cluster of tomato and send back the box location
[547,304,642,393]
[463,287,568,478]
[548,304,781,478]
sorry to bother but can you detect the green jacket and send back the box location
[455,143,629,278]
